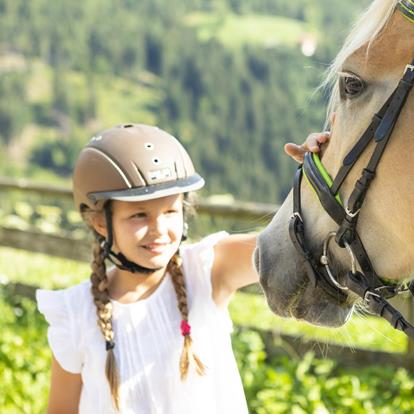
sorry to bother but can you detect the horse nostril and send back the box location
[254,245,270,290]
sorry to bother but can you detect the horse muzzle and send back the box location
[255,205,353,327]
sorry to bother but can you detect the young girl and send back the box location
[36,124,328,414]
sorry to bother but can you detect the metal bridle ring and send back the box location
[320,232,350,291]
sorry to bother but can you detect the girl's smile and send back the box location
[140,241,172,255]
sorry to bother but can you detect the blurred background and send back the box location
[1,0,414,413]
[0,0,371,202]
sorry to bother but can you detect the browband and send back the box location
[397,0,414,23]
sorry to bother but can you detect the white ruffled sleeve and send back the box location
[182,231,229,291]
[36,288,83,374]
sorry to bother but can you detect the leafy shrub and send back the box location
[232,328,414,414]
[0,290,50,413]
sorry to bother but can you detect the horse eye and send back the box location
[339,74,365,99]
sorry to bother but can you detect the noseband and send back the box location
[289,3,414,340]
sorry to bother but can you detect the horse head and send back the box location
[255,0,414,330]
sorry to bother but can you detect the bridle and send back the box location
[289,2,414,340]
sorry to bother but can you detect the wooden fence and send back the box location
[1,176,414,370]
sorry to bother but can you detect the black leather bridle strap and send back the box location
[339,64,414,226]
[375,65,414,141]
[289,168,318,288]
[288,8,414,340]
[290,166,348,300]
[302,153,383,289]
[398,0,414,22]
[303,153,344,224]
[344,271,414,340]
[331,94,394,195]
[331,62,414,197]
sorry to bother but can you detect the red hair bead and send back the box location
[180,320,191,336]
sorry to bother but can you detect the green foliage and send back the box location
[0,290,50,413]
[184,13,307,48]
[0,246,413,413]
[29,133,82,176]
[232,329,414,414]
[1,289,413,414]
[0,72,31,144]
[0,0,371,202]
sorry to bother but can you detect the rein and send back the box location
[289,3,414,340]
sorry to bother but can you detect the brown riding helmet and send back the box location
[73,124,204,211]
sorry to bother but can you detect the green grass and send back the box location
[230,292,407,353]
[0,247,89,289]
[184,12,310,49]
[0,246,408,353]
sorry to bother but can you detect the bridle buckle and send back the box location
[405,64,414,74]
[363,289,381,304]
[345,206,360,218]
[290,212,303,222]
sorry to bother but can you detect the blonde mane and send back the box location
[323,0,400,125]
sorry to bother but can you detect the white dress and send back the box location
[36,232,249,414]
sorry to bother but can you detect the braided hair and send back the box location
[89,232,120,410]
[168,252,206,380]
[82,194,204,411]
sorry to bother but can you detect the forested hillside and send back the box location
[0,0,370,202]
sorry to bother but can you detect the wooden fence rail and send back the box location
[0,176,278,221]
[1,176,414,369]
[2,279,412,370]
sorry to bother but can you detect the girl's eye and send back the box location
[131,212,147,219]
[339,73,365,99]
[166,209,179,215]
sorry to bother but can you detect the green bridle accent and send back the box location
[303,153,343,206]
[397,0,414,24]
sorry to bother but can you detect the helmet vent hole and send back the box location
[122,124,134,128]
[152,158,160,164]
[145,143,154,150]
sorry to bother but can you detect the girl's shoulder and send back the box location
[36,280,93,324]
[181,231,229,258]
[180,231,229,294]
[35,280,93,374]
[36,279,92,307]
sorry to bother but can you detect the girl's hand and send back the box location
[284,131,331,163]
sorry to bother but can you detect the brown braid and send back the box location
[89,233,120,411]
[168,252,206,380]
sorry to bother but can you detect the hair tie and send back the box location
[180,320,191,336]
[106,340,115,351]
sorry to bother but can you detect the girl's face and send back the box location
[110,194,184,271]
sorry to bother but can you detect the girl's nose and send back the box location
[149,215,168,235]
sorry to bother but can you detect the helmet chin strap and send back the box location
[102,204,162,275]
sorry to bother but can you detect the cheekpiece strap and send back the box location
[397,0,414,23]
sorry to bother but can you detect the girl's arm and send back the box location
[47,355,82,414]
[211,233,258,307]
